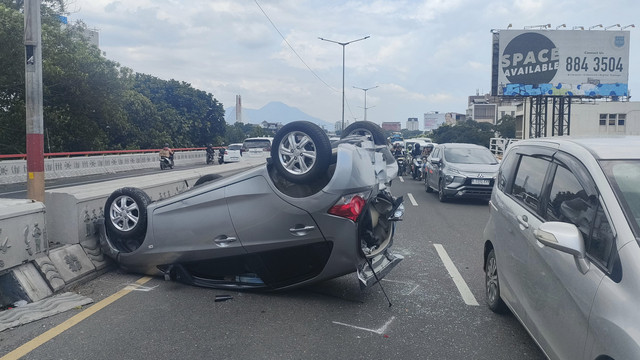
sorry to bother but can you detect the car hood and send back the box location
[447,162,499,175]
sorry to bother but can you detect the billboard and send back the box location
[424,113,445,131]
[492,30,630,97]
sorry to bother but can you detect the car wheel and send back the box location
[341,121,387,145]
[194,173,222,187]
[271,121,332,184]
[438,180,448,202]
[486,249,508,313]
[425,173,433,193]
[104,187,151,243]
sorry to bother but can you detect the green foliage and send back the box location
[431,120,495,147]
[495,115,516,138]
[0,2,227,154]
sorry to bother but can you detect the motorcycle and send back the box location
[411,156,424,180]
[206,151,215,165]
[395,154,406,176]
[160,154,174,170]
[218,149,224,164]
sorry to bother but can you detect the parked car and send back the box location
[224,143,243,163]
[424,143,499,202]
[99,121,404,291]
[483,136,640,360]
[242,137,273,159]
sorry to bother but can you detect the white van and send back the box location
[242,137,274,159]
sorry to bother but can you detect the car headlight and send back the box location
[445,175,466,185]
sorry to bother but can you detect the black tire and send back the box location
[341,121,387,145]
[194,173,222,187]
[438,180,448,202]
[271,121,331,184]
[486,249,508,313]
[104,187,151,243]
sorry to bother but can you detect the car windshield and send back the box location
[600,160,640,238]
[444,147,498,165]
[243,140,271,149]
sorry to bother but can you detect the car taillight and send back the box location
[224,150,229,155]
[264,146,271,151]
[328,193,366,222]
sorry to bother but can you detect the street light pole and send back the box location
[353,85,378,121]
[318,36,370,132]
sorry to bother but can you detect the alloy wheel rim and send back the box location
[486,256,499,303]
[278,131,317,175]
[109,195,140,231]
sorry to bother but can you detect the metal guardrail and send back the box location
[0,148,225,184]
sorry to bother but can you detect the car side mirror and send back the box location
[534,222,590,274]
[430,158,441,165]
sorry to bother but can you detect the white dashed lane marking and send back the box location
[433,244,479,306]
[407,193,418,206]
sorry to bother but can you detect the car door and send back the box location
[427,146,442,189]
[225,175,329,285]
[150,186,245,261]
[524,152,606,360]
[494,148,553,320]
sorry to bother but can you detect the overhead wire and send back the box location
[254,0,338,93]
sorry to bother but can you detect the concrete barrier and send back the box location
[0,156,264,308]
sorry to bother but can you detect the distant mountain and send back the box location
[225,101,333,130]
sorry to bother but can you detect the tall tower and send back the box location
[235,95,243,123]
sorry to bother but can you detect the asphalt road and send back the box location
[0,174,545,360]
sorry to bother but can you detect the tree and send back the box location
[431,120,494,147]
[495,115,516,138]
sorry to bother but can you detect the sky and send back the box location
[67,0,638,130]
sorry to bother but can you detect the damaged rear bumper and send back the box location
[356,249,404,289]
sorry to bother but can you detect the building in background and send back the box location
[467,93,518,124]
[235,95,243,123]
[381,122,401,132]
[406,118,419,131]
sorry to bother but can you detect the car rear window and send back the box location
[444,147,498,165]
[228,144,242,150]
[243,140,271,149]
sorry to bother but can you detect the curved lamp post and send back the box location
[318,36,370,131]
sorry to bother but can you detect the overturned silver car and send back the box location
[99,121,404,290]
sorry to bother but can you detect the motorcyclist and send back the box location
[420,144,434,178]
[410,143,422,179]
[159,143,174,166]
[206,143,215,164]
[393,144,404,157]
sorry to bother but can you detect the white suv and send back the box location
[483,136,640,360]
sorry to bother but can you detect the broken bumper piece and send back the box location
[357,249,404,289]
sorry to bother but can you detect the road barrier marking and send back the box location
[333,316,395,335]
[1,276,153,360]
[407,193,418,206]
[433,244,479,306]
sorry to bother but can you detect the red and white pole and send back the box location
[24,0,45,202]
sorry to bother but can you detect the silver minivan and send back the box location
[483,136,640,360]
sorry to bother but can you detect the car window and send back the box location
[243,139,271,149]
[497,150,518,192]
[546,165,594,233]
[589,204,615,266]
[511,155,549,212]
[228,144,242,150]
[546,163,615,267]
[444,147,498,165]
[600,160,640,238]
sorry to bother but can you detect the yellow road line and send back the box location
[1,276,152,360]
